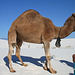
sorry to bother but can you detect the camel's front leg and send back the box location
[43,41,57,73]
[43,59,48,70]
[7,43,16,72]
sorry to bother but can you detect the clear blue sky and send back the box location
[0,0,75,39]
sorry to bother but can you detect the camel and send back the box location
[7,9,75,73]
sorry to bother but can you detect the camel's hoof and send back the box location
[43,67,48,70]
[22,63,28,67]
[10,69,16,72]
[50,69,57,74]
[44,67,57,74]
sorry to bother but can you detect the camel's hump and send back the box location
[22,9,40,15]
[25,9,39,13]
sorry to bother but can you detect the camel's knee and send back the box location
[9,43,14,50]
[7,43,14,59]
[46,56,50,61]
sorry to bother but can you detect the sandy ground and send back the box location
[0,38,75,75]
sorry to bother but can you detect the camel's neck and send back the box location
[54,24,73,39]
[60,25,73,38]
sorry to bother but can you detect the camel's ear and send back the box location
[72,13,75,17]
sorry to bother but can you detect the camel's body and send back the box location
[8,10,55,44]
[7,9,75,73]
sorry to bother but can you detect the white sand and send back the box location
[0,38,75,75]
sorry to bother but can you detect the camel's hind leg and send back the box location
[15,39,28,66]
[7,31,16,72]
[7,43,16,72]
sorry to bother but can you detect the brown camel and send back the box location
[7,9,75,73]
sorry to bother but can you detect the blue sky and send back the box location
[0,0,75,38]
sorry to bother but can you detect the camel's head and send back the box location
[64,13,75,31]
[72,13,75,31]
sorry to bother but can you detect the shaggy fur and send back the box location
[7,9,75,73]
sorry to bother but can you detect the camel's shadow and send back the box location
[4,55,46,69]
[4,55,73,73]
[60,60,73,75]
[60,60,73,68]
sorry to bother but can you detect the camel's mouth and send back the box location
[55,37,61,47]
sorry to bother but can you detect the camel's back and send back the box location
[11,9,44,43]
